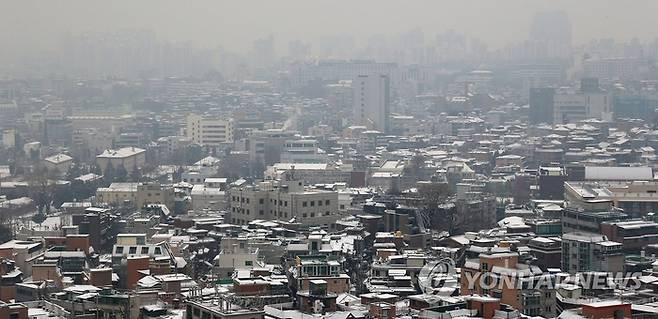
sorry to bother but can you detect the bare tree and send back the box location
[416,182,457,233]
[27,166,54,224]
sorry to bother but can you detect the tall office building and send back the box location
[529,87,555,124]
[529,10,572,59]
[252,35,275,70]
[353,74,390,133]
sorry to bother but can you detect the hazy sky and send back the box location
[2,0,658,53]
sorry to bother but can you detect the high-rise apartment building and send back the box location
[353,74,390,133]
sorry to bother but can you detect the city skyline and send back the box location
[3,2,658,319]
[2,0,658,54]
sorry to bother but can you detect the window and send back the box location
[154,247,162,255]
[284,201,288,207]
[303,201,307,207]
[259,198,264,204]
[318,201,322,206]
[310,201,315,207]
[259,210,264,215]
[141,247,149,255]
[245,260,253,266]
[311,213,315,217]
[129,246,137,254]
[116,246,124,254]
[303,213,308,218]
[325,200,330,205]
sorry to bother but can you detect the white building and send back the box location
[191,184,226,212]
[553,89,612,124]
[186,114,234,147]
[584,57,639,80]
[23,141,41,159]
[190,178,228,212]
[228,178,340,228]
[43,154,73,176]
[353,74,390,133]
[181,156,222,185]
[155,135,192,157]
[96,147,146,174]
[265,163,352,185]
[214,237,261,278]
[280,139,327,164]
[2,129,16,148]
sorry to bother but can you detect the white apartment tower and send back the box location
[186,114,234,147]
[353,74,390,133]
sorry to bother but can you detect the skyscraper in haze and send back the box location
[529,87,555,124]
[252,35,275,70]
[353,74,390,133]
[529,10,572,59]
